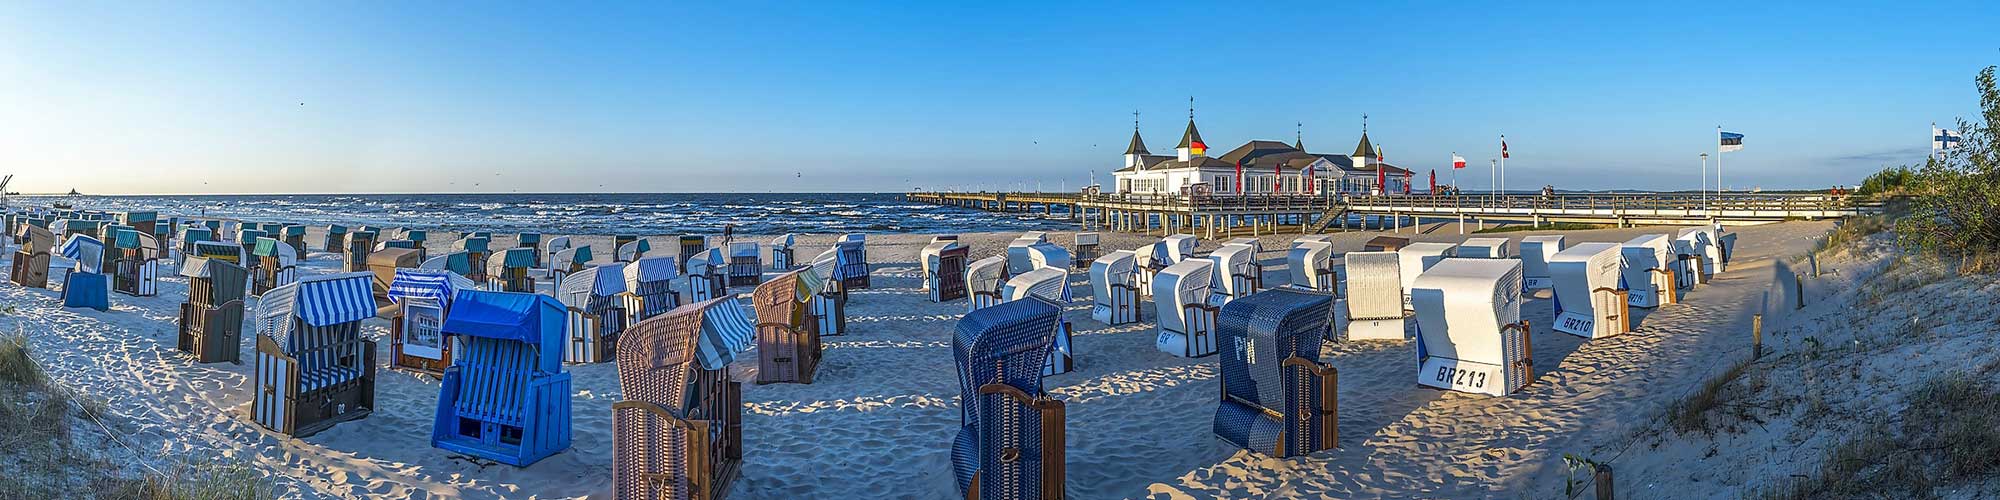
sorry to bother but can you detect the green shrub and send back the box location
[1893,66,2000,271]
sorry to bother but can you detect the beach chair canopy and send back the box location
[281,225,306,237]
[489,247,536,272]
[1076,232,1100,247]
[370,247,423,266]
[1154,259,1215,333]
[19,225,54,253]
[253,237,298,263]
[118,211,157,225]
[1004,267,1070,303]
[769,233,794,248]
[625,297,755,371]
[624,256,679,290]
[729,241,757,258]
[442,290,567,373]
[516,232,540,246]
[1090,250,1136,296]
[192,241,246,262]
[686,247,723,275]
[326,224,347,235]
[1164,234,1199,262]
[109,227,143,249]
[1459,237,1512,259]
[255,272,377,352]
[181,227,215,245]
[180,256,228,279]
[60,234,105,273]
[453,235,491,254]
[389,268,478,306]
[966,255,1007,295]
[423,251,474,276]
[401,229,428,242]
[558,263,628,308]
[617,239,650,261]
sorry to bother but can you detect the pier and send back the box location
[904,191,1879,237]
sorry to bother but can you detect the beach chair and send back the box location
[454,235,493,282]
[487,247,539,293]
[1669,235,1705,289]
[543,235,574,275]
[612,298,753,500]
[236,229,267,271]
[343,229,379,273]
[559,263,629,363]
[727,242,761,287]
[1286,240,1336,294]
[516,233,542,267]
[10,225,53,288]
[323,225,347,253]
[251,272,378,437]
[177,257,248,364]
[1006,236,1041,276]
[612,235,644,263]
[178,226,216,267]
[425,250,476,278]
[1458,237,1511,259]
[1072,232,1100,269]
[1519,235,1564,290]
[1164,234,1200,262]
[677,235,707,274]
[1715,227,1737,269]
[835,238,869,290]
[1208,243,1260,305]
[60,233,107,277]
[1362,236,1408,252]
[1005,267,1075,375]
[921,237,962,291]
[117,211,157,238]
[1398,243,1458,310]
[251,237,301,296]
[367,247,424,301]
[1155,259,1219,358]
[1132,240,1168,299]
[1089,250,1139,325]
[768,234,796,271]
[1213,287,1339,457]
[389,269,479,376]
[966,255,1009,313]
[1550,243,1629,338]
[62,270,110,311]
[684,248,727,303]
[806,249,847,336]
[1412,258,1532,396]
[950,298,1066,500]
[1224,237,1264,253]
[1677,227,1721,280]
[432,289,573,467]
[622,256,683,325]
[1343,251,1407,341]
[109,228,161,297]
[281,225,308,257]
[548,245,593,286]
[1621,234,1677,308]
[755,269,822,385]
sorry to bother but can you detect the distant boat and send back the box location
[67,188,81,196]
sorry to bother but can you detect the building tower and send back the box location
[1125,110,1150,169]
[1176,97,1206,162]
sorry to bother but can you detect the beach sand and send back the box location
[0,221,1836,499]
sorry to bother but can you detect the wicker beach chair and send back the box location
[559,263,629,364]
[1004,267,1074,375]
[117,211,157,236]
[251,272,379,437]
[367,247,424,301]
[726,242,761,287]
[543,235,574,275]
[108,228,162,296]
[1088,250,1139,325]
[281,225,308,257]
[388,269,479,376]
[1132,240,1168,299]
[178,257,248,364]
[1155,259,1218,358]
[516,233,542,266]
[251,237,300,296]
[1412,258,1532,396]
[923,239,968,302]
[1224,237,1264,253]
[1519,235,1564,290]
[835,237,868,290]
[755,269,821,385]
[1164,234,1199,262]
[1213,287,1339,457]
[548,245,594,287]
[1286,240,1336,294]
[965,255,1009,313]
[1207,243,1260,306]
[622,256,683,325]
[805,249,846,337]
[1342,251,1406,341]
[343,229,379,273]
[9,225,52,288]
[684,248,727,303]
[613,297,752,500]
[1005,236,1041,276]
[1550,243,1629,339]
[951,298,1066,500]
[677,235,706,274]
[424,250,476,277]
[432,289,573,466]
[480,247,533,292]
[178,226,216,267]
[1072,232,1100,269]
[322,225,347,253]
[768,234,795,271]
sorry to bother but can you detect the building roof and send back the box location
[1113,154,1177,173]
[1176,119,1205,149]
[1352,132,1377,158]
[1124,130,1150,155]
[1216,140,1302,166]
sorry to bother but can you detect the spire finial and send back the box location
[1296,121,1302,142]
[1134,109,1141,131]
[1189,96,1195,121]
[1362,113,1368,135]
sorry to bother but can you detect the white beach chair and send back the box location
[542,235,574,275]
[1679,227,1727,276]
[966,255,1009,313]
[1004,267,1075,375]
[1458,237,1511,259]
[1398,242,1459,310]
[1026,242,1071,271]
[805,247,847,336]
[1286,240,1336,294]
[1005,236,1041,276]
[1224,237,1263,253]
[1412,258,1531,396]
[1132,240,1167,299]
[769,234,796,270]
[1621,234,1677,308]
[1551,242,1629,338]
[1674,229,1714,284]
[919,238,962,292]
[684,247,726,303]
[727,241,762,287]
[1072,232,1100,268]
[1088,250,1139,325]
[1153,259,1218,358]
[1520,235,1565,290]
[1207,243,1260,306]
[1343,251,1406,341]
[1163,234,1199,262]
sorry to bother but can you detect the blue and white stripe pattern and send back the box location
[558,263,628,309]
[692,298,755,371]
[61,234,106,274]
[389,269,459,306]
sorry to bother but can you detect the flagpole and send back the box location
[1716,126,1724,198]
[1499,134,1507,197]
[1931,122,1938,161]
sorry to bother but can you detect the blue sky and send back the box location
[2,1,1995,194]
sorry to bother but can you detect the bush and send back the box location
[1893,66,2000,270]
[1854,165,1915,197]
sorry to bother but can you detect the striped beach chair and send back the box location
[622,256,682,325]
[726,241,761,287]
[367,247,424,301]
[613,297,752,500]
[108,228,161,297]
[389,269,478,376]
[835,235,868,290]
[1088,250,1139,326]
[951,298,1066,500]
[1342,252,1406,342]
[558,263,628,364]
[755,269,822,385]
[252,237,300,296]
[251,272,379,437]
[1154,259,1218,358]
[177,257,248,364]
[768,234,795,271]
[9,225,52,288]
[1213,288,1339,458]
[803,249,846,337]
[432,289,573,467]
[488,247,538,293]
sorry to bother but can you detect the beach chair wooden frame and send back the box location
[934,246,970,303]
[727,242,761,287]
[951,299,1066,500]
[613,302,745,500]
[1072,232,1099,270]
[1213,288,1339,458]
[177,258,247,364]
[343,231,379,273]
[109,234,161,297]
[10,250,49,288]
[677,235,706,274]
[251,276,379,437]
[836,240,869,290]
[432,291,573,467]
[755,270,822,385]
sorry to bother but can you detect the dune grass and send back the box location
[1759,370,2000,499]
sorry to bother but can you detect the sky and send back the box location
[1,1,1996,195]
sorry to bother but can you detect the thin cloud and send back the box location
[1826,146,1931,165]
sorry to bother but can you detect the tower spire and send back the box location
[1124,109,1150,156]
[1294,121,1304,150]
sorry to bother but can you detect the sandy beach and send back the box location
[0,221,1855,499]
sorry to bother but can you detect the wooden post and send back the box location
[1752,314,1763,359]
[1795,273,1805,310]
[1595,464,1615,500]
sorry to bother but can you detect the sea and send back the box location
[7,193,1078,236]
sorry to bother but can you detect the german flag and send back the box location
[1190,141,1206,156]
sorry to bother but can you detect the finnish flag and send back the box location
[1934,126,1963,151]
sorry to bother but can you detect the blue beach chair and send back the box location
[1212,288,1339,458]
[432,289,572,467]
[952,298,1066,500]
[835,236,868,290]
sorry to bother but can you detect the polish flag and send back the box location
[1452,154,1466,169]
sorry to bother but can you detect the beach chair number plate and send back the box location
[1628,289,1657,308]
[1554,312,1595,337]
[1419,357,1504,396]
[1523,277,1554,290]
